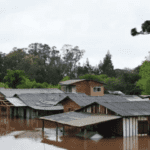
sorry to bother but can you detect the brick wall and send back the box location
[72,80,90,95]
[60,97,81,112]
[72,80,104,96]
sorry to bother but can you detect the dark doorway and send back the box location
[138,121,148,134]
[23,108,26,119]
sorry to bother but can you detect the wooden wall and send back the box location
[81,103,116,115]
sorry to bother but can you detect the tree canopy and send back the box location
[131,20,150,36]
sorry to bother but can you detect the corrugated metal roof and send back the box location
[59,79,86,85]
[40,112,121,127]
[0,88,64,98]
[6,97,27,107]
[96,101,150,116]
[16,93,67,108]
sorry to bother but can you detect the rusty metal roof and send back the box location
[40,112,121,127]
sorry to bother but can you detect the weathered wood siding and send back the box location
[81,104,116,115]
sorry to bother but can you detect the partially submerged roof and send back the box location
[0,88,64,98]
[15,93,67,109]
[40,112,121,127]
[58,93,129,108]
[96,101,150,116]
[6,97,27,107]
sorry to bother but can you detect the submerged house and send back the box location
[40,79,150,138]
[0,88,67,118]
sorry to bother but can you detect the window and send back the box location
[93,86,101,92]
[66,86,72,92]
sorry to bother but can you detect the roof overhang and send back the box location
[40,112,121,127]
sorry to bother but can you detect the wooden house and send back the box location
[0,88,67,118]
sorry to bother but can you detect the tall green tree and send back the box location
[0,52,6,82]
[3,70,28,88]
[136,60,150,94]
[131,20,150,36]
[101,50,116,77]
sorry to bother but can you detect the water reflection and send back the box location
[1,116,150,150]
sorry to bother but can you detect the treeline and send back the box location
[0,42,146,95]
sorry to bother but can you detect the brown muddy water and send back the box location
[0,116,150,150]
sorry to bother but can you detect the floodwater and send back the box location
[0,116,150,150]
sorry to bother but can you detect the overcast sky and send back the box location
[0,0,150,70]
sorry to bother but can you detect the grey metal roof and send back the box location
[96,101,150,116]
[40,112,121,127]
[59,79,86,85]
[0,88,64,98]
[31,106,64,110]
[59,79,106,85]
[91,94,129,102]
[59,93,95,107]
[15,93,67,110]
[120,95,150,101]
[6,97,27,107]
[58,93,130,108]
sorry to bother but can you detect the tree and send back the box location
[136,60,150,94]
[4,48,27,71]
[131,20,150,36]
[3,70,28,88]
[0,52,6,82]
[28,43,51,65]
[120,72,142,95]
[61,44,85,78]
[101,50,116,77]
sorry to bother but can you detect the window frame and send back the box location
[93,86,101,92]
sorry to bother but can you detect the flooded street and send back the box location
[0,116,150,150]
